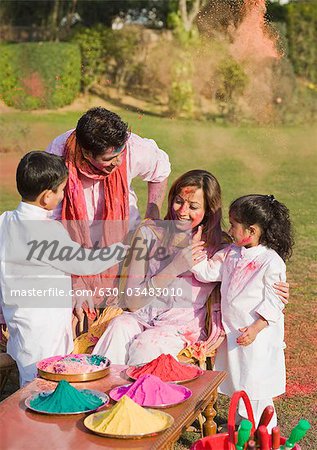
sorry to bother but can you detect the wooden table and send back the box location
[0,365,226,450]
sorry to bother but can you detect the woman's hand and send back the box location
[274,281,289,305]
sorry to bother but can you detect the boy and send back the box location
[0,151,127,385]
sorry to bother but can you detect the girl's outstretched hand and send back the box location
[170,226,206,275]
[171,242,206,275]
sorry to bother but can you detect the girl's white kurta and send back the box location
[192,244,286,400]
[0,202,126,385]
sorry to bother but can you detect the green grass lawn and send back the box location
[0,109,316,448]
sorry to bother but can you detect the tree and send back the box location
[286,1,317,83]
[49,0,61,41]
[215,58,248,121]
[178,0,209,31]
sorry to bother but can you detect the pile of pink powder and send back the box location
[111,374,191,406]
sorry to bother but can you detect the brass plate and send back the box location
[84,408,174,439]
[37,356,111,382]
[25,390,109,415]
[109,383,192,408]
[126,364,204,384]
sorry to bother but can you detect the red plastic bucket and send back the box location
[191,435,301,450]
[190,391,301,450]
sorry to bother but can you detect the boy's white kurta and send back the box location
[192,244,286,400]
[0,202,126,385]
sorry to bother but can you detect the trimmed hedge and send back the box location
[72,25,106,92]
[0,42,81,109]
[71,25,145,92]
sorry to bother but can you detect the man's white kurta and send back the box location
[192,244,286,400]
[0,202,126,385]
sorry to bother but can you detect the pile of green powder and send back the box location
[30,380,103,413]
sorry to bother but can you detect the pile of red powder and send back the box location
[129,354,202,382]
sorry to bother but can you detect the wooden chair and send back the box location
[177,284,226,437]
[0,323,18,397]
[177,283,225,369]
[0,353,17,397]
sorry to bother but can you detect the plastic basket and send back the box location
[191,435,301,450]
[191,391,301,450]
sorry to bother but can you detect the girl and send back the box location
[191,194,294,431]
[93,174,289,369]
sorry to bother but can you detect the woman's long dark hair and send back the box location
[165,169,225,249]
[229,194,294,260]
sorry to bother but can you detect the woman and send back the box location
[92,170,289,365]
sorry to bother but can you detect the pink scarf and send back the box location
[61,131,129,312]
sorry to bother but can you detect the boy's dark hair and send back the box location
[229,194,294,260]
[76,107,130,158]
[16,151,68,201]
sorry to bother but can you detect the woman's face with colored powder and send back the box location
[172,186,205,230]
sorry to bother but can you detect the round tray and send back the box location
[37,366,110,382]
[25,389,109,415]
[125,364,204,384]
[84,408,174,439]
[37,356,111,382]
[109,383,192,408]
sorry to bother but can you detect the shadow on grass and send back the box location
[90,85,165,119]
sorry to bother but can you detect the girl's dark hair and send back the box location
[16,151,68,201]
[165,169,224,249]
[76,107,130,158]
[229,194,294,260]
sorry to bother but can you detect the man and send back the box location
[46,107,170,327]
[46,107,170,228]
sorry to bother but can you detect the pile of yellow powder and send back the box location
[91,395,170,435]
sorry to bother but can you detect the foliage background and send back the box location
[0,0,316,122]
[0,42,80,109]
[0,1,316,447]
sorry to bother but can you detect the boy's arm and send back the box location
[27,221,128,275]
[150,239,206,288]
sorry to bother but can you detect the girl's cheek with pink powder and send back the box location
[239,236,252,245]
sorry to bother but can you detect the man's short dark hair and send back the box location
[16,151,68,201]
[76,107,130,158]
